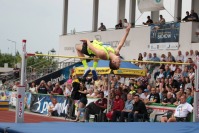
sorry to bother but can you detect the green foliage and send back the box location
[0,52,16,67]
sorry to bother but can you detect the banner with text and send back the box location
[150,22,180,50]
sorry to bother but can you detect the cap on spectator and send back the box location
[129,90,136,94]
[144,89,149,92]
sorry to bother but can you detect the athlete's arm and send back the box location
[81,39,107,60]
[115,24,131,54]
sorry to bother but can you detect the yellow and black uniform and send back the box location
[81,40,115,60]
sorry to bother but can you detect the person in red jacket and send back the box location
[106,93,124,121]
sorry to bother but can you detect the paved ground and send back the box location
[0,110,67,123]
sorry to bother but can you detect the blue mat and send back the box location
[0,122,199,133]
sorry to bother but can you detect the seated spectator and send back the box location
[51,83,63,95]
[48,96,60,117]
[64,82,72,97]
[106,93,124,121]
[128,94,148,122]
[123,18,129,28]
[146,88,160,104]
[12,81,20,91]
[182,11,190,22]
[143,16,153,26]
[141,89,150,104]
[83,91,107,122]
[161,92,176,105]
[0,92,7,101]
[175,50,184,62]
[167,52,175,62]
[182,66,189,78]
[188,10,199,22]
[119,93,134,122]
[115,19,123,29]
[184,77,192,92]
[29,82,36,94]
[188,67,195,82]
[36,80,49,94]
[157,15,166,25]
[98,22,106,31]
[161,95,193,122]
[173,68,182,82]
[160,54,167,61]
[173,91,183,106]
[186,88,193,105]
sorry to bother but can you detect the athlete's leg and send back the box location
[75,44,90,77]
[92,57,98,81]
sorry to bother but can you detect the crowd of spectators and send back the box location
[0,49,198,122]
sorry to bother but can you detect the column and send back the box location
[62,0,68,35]
[174,0,182,22]
[191,0,199,14]
[92,0,99,32]
[117,0,126,22]
[129,0,136,27]
[151,11,159,23]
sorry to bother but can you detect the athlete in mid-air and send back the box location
[75,24,131,80]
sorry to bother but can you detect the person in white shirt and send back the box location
[143,52,148,61]
[161,95,193,122]
[47,96,60,117]
[123,19,129,28]
[175,50,184,62]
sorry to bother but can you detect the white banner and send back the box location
[149,43,179,51]
[138,0,165,13]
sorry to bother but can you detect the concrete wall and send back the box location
[59,22,199,62]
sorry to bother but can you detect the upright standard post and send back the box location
[107,74,111,113]
[15,40,26,123]
[193,55,199,122]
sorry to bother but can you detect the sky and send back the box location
[0,0,191,55]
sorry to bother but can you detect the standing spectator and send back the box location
[123,19,129,28]
[128,94,148,122]
[36,80,49,94]
[176,50,184,62]
[47,81,53,93]
[143,16,153,26]
[29,82,36,94]
[98,22,106,31]
[188,10,199,22]
[74,82,88,122]
[115,19,123,29]
[182,11,190,22]
[51,83,63,95]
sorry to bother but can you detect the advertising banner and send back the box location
[32,62,81,86]
[150,22,180,43]
[138,0,165,13]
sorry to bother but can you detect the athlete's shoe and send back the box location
[83,68,91,78]
[92,69,98,81]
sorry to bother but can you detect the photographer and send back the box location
[36,80,49,94]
